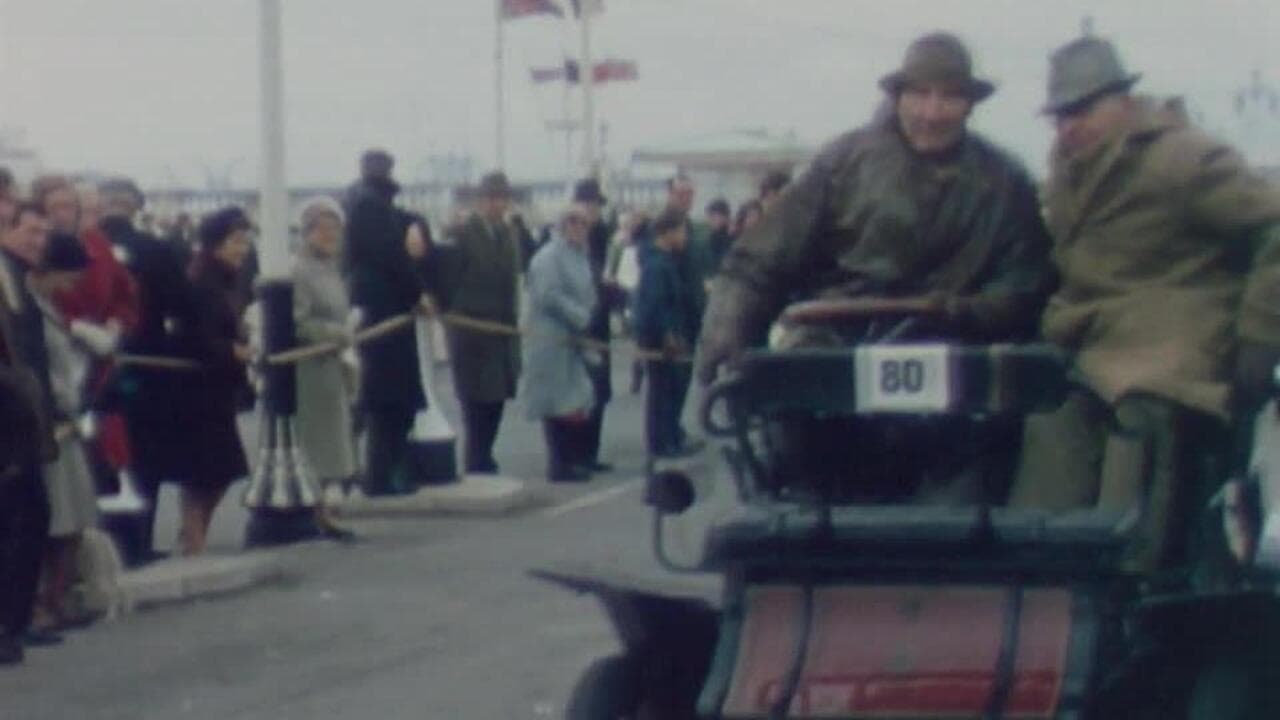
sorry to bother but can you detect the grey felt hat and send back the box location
[1044,35,1141,114]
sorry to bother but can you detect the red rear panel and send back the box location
[721,585,1071,718]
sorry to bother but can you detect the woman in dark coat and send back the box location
[179,207,253,555]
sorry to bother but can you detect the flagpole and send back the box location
[579,2,596,179]
[495,0,506,169]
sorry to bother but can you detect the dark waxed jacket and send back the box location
[708,115,1055,347]
[343,177,428,411]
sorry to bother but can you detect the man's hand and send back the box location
[69,319,121,357]
[405,222,429,260]
[233,343,255,363]
[662,333,689,361]
[1236,340,1280,400]
[417,294,440,317]
[695,321,744,385]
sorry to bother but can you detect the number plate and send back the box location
[854,345,951,413]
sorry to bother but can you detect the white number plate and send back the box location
[854,345,951,413]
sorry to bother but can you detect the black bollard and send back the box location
[244,278,322,548]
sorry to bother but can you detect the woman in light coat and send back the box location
[293,198,357,539]
[522,207,598,482]
[29,232,99,628]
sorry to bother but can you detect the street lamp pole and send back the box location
[243,0,321,547]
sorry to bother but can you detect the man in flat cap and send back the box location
[694,32,1054,495]
[435,172,523,475]
[1010,36,1280,576]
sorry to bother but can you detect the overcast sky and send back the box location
[0,0,1277,188]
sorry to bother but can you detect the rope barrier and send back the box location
[108,299,692,372]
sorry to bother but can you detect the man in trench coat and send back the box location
[1009,36,1280,576]
[436,173,523,474]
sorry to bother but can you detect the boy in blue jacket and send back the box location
[631,208,699,458]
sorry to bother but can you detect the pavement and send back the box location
[2,354,728,719]
[108,475,535,615]
[101,361,616,614]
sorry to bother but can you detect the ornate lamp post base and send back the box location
[243,279,322,548]
[407,315,459,486]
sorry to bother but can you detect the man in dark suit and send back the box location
[436,172,522,474]
[344,150,430,495]
[97,177,195,567]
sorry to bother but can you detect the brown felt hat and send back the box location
[879,32,995,102]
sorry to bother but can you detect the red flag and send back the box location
[502,0,564,19]
[593,59,638,83]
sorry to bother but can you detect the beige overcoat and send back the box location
[1042,97,1280,419]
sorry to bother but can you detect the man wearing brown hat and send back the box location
[698,31,1052,375]
[693,32,1053,498]
[1009,36,1280,576]
[435,172,523,474]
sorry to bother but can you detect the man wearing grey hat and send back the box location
[1009,36,1280,576]
[435,172,523,475]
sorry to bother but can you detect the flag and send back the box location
[593,59,638,83]
[501,0,564,19]
[530,58,636,85]
[569,0,603,18]
[530,66,565,83]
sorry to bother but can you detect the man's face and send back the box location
[579,200,603,225]
[896,82,973,154]
[668,181,694,214]
[479,194,510,221]
[708,211,729,232]
[1053,93,1132,160]
[44,186,80,234]
[562,208,590,247]
[3,210,50,266]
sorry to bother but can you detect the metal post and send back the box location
[495,0,506,168]
[244,0,321,548]
[579,3,596,178]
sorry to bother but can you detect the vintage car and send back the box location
[537,298,1280,719]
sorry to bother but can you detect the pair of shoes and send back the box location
[548,466,592,483]
[0,635,22,665]
[584,461,614,473]
[22,629,64,647]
